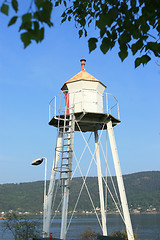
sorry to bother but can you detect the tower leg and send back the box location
[94,130,107,236]
[60,180,70,240]
[105,131,108,216]
[107,120,134,240]
[43,130,63,238]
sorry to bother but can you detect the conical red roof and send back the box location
[61,58,106,90]
[66,69,99,83]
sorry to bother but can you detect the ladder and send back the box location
[59,108,75,188]
[42,106,75,239]
[59,106,75,240]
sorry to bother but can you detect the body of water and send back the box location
[0,214,160,240]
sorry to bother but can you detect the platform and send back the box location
[49,112,120,132]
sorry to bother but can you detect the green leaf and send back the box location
[79,29,83,38]
[111,30,117,41]
[145,42,160,57]
[88,19,92,27]
[131,39,143,55]
[96,17,105,30]
[35,0,44,9]
[118,31,131,46]
[100,37,110,54]
[28,27,44,43]
[21,32,31,48]
[118,49,128,62]
[33,21,39,31]
[100,29,105,39]
[98,7,118,28]
[88,38,98,53]
[84,29,87,37]
[135,57,141,68]
[132,29,141,39]
[1,4,9,16]
[131,0,136,9]
[22,13,32,23]
[140,21,150,34]
[19,14,32,31]
[61,15,67,23]
[110,40,116,49]
[35,1,53,26]
[61,12,66,18]
[141,55,151,65]
[135,55,151,68]
[79,18,86,28]
[156,23,160,34]
[8,16,18,26]
[109,7,118,22]
[100,28,106,38]
[39,27,44,41]
[63,1,67,7]
[43,0,53,22]
[55,1,59,7]
[12,0,18,13]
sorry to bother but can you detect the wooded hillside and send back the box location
[0,171,160,214]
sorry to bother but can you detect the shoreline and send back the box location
[1,212,160,217]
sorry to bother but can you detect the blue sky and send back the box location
[0,6,160,184]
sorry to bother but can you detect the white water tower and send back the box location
[42,59,135,240]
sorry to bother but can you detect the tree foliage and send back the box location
[1,0,160,67]
[0,172,160,213]
[80,229,144,240]
[111,230,142,240]
[2,212,40,240]
[80,228,98,240]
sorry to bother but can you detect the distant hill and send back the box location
[0,171,160,214]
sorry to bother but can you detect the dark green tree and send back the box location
[80,228,98,240]
[1,0,160,67]
[111,230,142,240]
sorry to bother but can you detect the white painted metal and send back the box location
[65,81,105,113]
[60,179,70,240]
[107,120,134,240]
[49,91,120,123]
[94,130,107,236]
[60,112,75,240]
[43,130,63,238]
[44,157,47,209]
[45,62,134,240]
[105,131,108,216]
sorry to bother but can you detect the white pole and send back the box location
[43,130,63,238]
[44,157,47,205]
[107,120,134,240]
[94,130,107,236]
[60,180,70,240]
[106,93,108,114]
[105,131,108,216]
[55,96,56,117]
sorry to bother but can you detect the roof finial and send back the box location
[80,57,86,71]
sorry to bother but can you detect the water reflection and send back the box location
[0,214,160,240]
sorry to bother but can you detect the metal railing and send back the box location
[104,92,120,120]
[49,90,120,122]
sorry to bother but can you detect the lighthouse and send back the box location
[61,58,106,114]
[42,59,135,240]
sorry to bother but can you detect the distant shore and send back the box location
[1,211,160,218]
